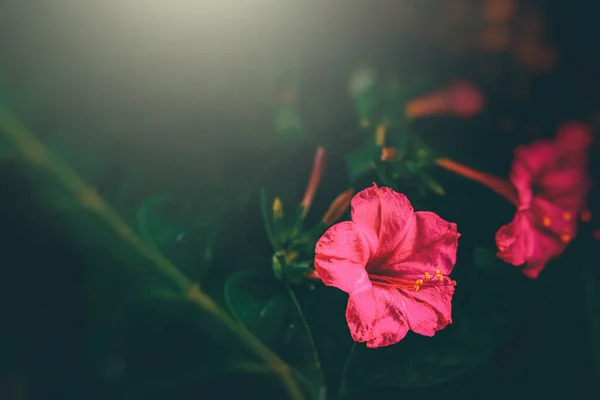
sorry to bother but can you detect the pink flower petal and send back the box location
[538,167,589,207]
[400,285,455,336]
[375,211,460,277]
[495,210,566,278]
[350,185,416,265]
[346,284,409,348]
[314,221,372,294]
[555,121,593,152]
[510,141,555,208]
[495,212,529,266]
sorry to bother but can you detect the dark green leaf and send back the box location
[344,134,378,184]
[225,271,326,399]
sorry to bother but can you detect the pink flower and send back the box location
[495,122,593,278]
[314,185,460,348]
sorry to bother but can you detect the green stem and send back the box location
[285,282,326,396]
[0,108,303,400]
[338,342,356,399]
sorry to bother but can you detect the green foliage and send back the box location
[225,270,326,399]
[135,195,218,280]
[344,130,378,184]
[1,31,596,400]
[0,110,306,399]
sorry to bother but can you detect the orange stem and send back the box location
[435,158,519,206]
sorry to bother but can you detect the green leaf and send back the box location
[135,195,219,280]
[136,195,182,250]
[275,105,306,144]
[344,247,535,391]
[344,134,378,184]
[225,271,326,399]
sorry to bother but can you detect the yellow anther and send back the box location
[560,234,571,243]
[562,212,572,221]
[272,197,283,220]
[416,279,424,285]
[542,216,551,227]
[424,272,431,279]
[414,285,420,291]
[438,275,444,281]
[434,269,440,275]
[285,251,299,263]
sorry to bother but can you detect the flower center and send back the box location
[369,270,457,291]
[539,211,574,243]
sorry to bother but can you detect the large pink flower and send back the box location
[314,185,460,348]
[495,122,593,278]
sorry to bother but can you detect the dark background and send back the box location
[1,1,599,399]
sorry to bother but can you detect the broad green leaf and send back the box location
[225,271,326,399]
[136,195,180,249]
[134,195,219,280]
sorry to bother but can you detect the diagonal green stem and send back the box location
[0,108,303,400]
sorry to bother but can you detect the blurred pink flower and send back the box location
[314,185,459,348]
[496,122,593,278]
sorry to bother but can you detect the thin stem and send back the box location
[260,187,279,251]
[285,282,326,396]
[435,157,519,206]
[0,108,303,400]
[338,342,356,399]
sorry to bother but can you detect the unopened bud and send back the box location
[405,82,485,118]
[300,146,326,218]
[272,197,283,220]
[381,147,397,161]
[322,189,355,226]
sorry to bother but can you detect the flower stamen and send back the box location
[370,272,456,291]
[542,216,551,227]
